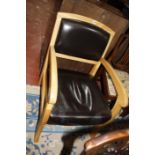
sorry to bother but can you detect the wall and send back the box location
[26,0,62,85]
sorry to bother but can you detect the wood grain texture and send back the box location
[87,0,124,17]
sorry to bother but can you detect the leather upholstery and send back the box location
[47,69,111,125]
[55,19,110,61]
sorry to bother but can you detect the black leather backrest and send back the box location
[55,19,110,61]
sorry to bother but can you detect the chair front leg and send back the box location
[34,120,45,143]
[34,104,53,143]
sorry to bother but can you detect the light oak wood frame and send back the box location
[34,12,128,143]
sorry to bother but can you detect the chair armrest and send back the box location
[48,46,58,104]
[100,59,128,108]
[85,129,129,152]
[89,59,128,137]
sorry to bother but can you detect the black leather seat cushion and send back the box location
[47,69,111,125]
[55,19,110,61]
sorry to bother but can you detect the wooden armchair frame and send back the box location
[34,12,128,143]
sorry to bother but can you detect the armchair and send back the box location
[34,12,128,143]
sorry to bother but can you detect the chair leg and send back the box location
[34,121,45,143]
[34,104,52,143]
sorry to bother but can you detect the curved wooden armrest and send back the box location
[48,46,58,104]
[89,59,129,131]
[85,129,129,151]
[100,59,128,108]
